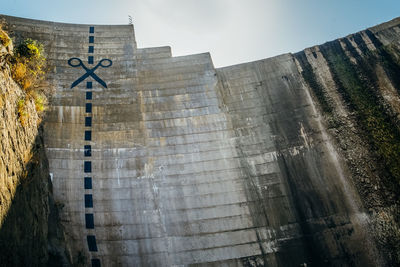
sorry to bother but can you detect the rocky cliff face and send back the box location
[0,14,399,267]
[0,34,69,266]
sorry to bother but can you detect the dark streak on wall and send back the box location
[295,22,400,266]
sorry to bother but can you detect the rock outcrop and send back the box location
[0,28,69,266]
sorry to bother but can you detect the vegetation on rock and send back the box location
[0,27,11,48]
[11,38,46,91]
[0,24,48,126]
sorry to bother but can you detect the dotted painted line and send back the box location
[84,26,101,267]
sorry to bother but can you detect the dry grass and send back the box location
[0,27,50,126]
[17,98,28,126]
[0,27,11,48]
[12,61,30,90]
[7,35,46,94]
[34,93,46,113]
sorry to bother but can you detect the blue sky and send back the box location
[1,0,399,67]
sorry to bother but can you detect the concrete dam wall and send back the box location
[2,15,400,266]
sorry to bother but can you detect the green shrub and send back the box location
[15,38,43,59]
[1,26,49,126]
[11,38,46,92]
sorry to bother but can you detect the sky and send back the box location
[1,0,400,67]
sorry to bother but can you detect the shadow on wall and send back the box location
[0,125,70,267]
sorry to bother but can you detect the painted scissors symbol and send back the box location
[68,57,112,89]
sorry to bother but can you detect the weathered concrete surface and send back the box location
[1,14,400,266]
[294,18,400,265]
[216,54,378,266]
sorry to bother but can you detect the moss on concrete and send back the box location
[319,40,400,189]
[318,38,400,265]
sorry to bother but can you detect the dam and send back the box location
[1,14,400,266]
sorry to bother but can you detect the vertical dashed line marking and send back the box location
[84,130,92,141]
[91,259,101,267]
[86,103,92,113]
[85,117,92,127]
[87,235,98,251]
[85,214,95,229]
[85,26,100,267]
[84,177,92,189]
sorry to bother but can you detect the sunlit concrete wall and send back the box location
[0,14,388,267]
